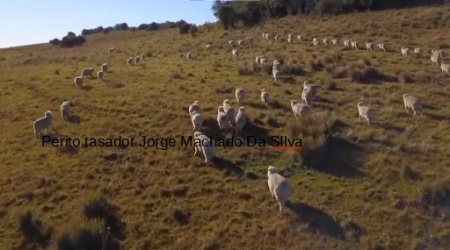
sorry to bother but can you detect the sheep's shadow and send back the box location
[377,122,405,134]
[425,113,449,121]
[202,118,223,139]
[422,104,439,111]
[271,100,291,113]
[109,82,125,88]
[67,115,81,124]
[39,133,80,155]
[286,201,363,241]
[240,118,272,143]
[212,157,244,176]
[81,85,93,91]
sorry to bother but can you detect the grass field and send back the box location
[1,5,450,250]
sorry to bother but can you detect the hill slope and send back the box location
[0,6,450,250]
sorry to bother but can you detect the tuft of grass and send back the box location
[19,211,53,247]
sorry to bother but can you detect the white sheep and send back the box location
[312,38,319,47]
[135,55,141,64]
[127,57,134,65]
[274,35,279,41]
[403,94,423,116]
[206,44,212,50]
[193,131,215,164]
[190,110,204,131]
[431,54,442,65]
[223,99,236,127]
[237,40,244,46]
[302,84,314,105]
[235,107,247,137]
[365,42,373,51]
[261,88,270,107]
[232,49,239,59]
[235,88,247,103]
[245,37,253,42]
[140,54,145,62]
[401,47,409,57]
[357,102,375,126]
[322,38,328,46]
[255,56,261,65]
[267,166,291,216]
[74,76,83,88]
[303,81,318,101]
[343,39,350,48]
[189,101,201,116]
[351,41,358,50]
[331,38,338,46]
[101,63,109,73]
[97,70,104,81]
[297,35,302,41]
[264,33,270,40]
[260,57,267,66]
[377,43,386,52]
[287,34,292,43]
[414,48,421,57]
[60,101,72,121]
[108,48,114,54]
[228,40,234,45]
[217,106,232,138]
[186,51,192,60]
[432,49,444,59]
[33,111,53,138]
[291,100,311,118]
[81,68,94,78]
[441,63,450,75]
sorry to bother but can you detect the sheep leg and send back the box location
[194,146,198,156]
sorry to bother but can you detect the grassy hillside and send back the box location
[1,5,450,250]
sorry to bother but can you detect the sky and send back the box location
[0,0,217,48]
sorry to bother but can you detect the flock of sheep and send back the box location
[30,27,448,216]
[185,32,448,215]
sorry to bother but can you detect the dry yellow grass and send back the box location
[1,6,450,250]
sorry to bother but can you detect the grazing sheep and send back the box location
[255,56,261,65]
[332,38,338,46]
[414,48,421,57]
[228,40,233,45]
[377,43,386,52]
[267,166,292,216]
[186,51,192,60]
[235,107,247,137]
[189,101,201,116]
[322,38,328,46]
[33,111,53,138]
[357,102,375,126]
[223,99,236,127]
[261,89,270,107]
[140,54,145,62]
[441,63,450,75]
[232,49,239,59]
[260,57,267,66]
[245,37,253,42]
[365,42,373,51]
[401,47,409,57]
[351,41,358,50]
[101,63,109,73]
[312,38,319,47]
[74,76,83,88]
[235,88,247,103]
[190,110,204,131]
[303,81,318,100]
[60,101,72,121]
[291,100,311,118]
[265,33,270,40]
[262,32,265,38]
[432,49,444,59]
[297,35,303,41]
[206,44,212,49]
[343,39,350,48]
[97,70,104,81]
[108,48,114,54]
[237,40,244,46]
[127,57,134,65]
[287,34,292,43]
[217,106,232,138]
[403,94,423,116]
[81,68,94,78]
[274,35,279,41]
[193,131,215,164]
[302,83,315,105]
[135,55,141,64]
[431,54,442,65]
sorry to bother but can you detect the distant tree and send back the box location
[189,25,199,36]
[49,38,61,46]
[60,35,86,48]
[67,31,76,37]
[138,23,149,30]
[148,22,160,31]
[131,27,137,32]
[179,23,191,34]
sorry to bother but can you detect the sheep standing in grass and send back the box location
[312,38,319,47]
[74,76,83,88]
[193,131,215,164]
[377,43,386,52]
[357,102,375,126]
[267,166,292,216]
[365,42,373,51]
[274,35,279,41]
[97,70,104,81]
[260,57,267,66]
[206,44,212,50]
[60,101,72,121]
[140,54,145,62]
[332,38,338,46]
[414,48,421,57]
[217,106,232,139]
[33,111,53,138]
[303,81,318,100]
[432,49,444,59]
[186,52,192,60]
[351,41,358,50]
[287,34,292,43]
[302,83,315,105]
[431,54,442,65]
[255,56,261,65]
[189,101,201,116]
[127,57,134,65]
[135,56,141,64]
[235,107,247,137]
[81,68,94,78]
[228,40,233,45]
[297,35,303,41]
[232,49,239,59]
[261,89,270,107]
[190,110,204,131]
[108,48,114,54]
[223,99,236,127]
[101,63,109,73]
[441,62,450,75]
[291,100,311,118]
[235,88,247,103]
[322,38,328,46]
[401,47,409,57]
[265,33,270,40]
[343,39,350,48]
[237,40,244,46]
[403,94,423,116]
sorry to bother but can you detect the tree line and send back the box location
[211,0,450,29]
